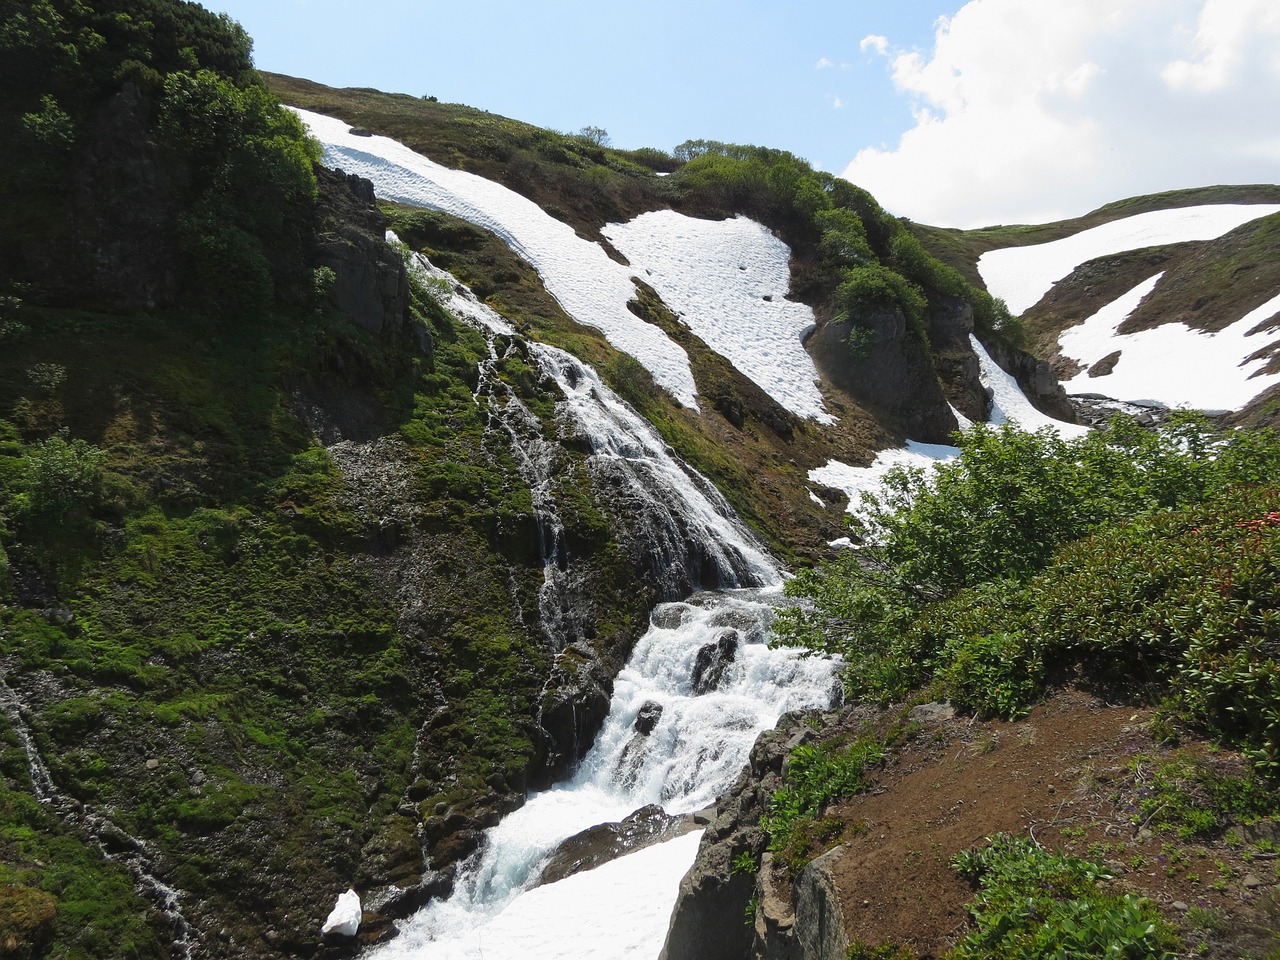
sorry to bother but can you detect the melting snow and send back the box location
[979,204,1280,316]
[809,440,959,514]
[972,335,1090,438]
[297,109,837,421]
[374,831,702,960]
[603,211,834,423]
[295,109,699,408]
[1060,279,1280,410]
[811,337,1086,514]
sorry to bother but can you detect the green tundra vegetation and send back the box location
[0,2,652,955]
[776,414,1280,773]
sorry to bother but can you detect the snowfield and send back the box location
[603,211,833,424]
[296,109,699,408]
[977,202,1280,412]
[1060,279,1280,410]
[296,109,833,422]
[979,204,1280,316]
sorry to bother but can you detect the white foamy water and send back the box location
[366,252,834,959]
[372,591,834,960]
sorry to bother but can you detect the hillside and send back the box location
[910,188,1280,423]
[2,5,1278,960]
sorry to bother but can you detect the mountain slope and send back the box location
[910,188,1280,420]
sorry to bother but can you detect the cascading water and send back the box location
[0,670,194,958]
[373,256,836,959]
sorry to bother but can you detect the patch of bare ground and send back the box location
[814,689,1280,958]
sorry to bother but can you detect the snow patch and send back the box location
[809,440,959,514]
[603,211,834,423]
[294,109,700,408]
[321,888,361,937]
[972,335,1090,437]
[979,204,1280,316]
[373,831,702,960]
[1060,280,1280,409]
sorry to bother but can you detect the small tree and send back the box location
[577,125,610,147]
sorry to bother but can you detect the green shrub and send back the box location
[763,734,884,870]
[948,834,1178,960]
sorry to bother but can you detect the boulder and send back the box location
[634,700,665,735]
[537,804,689,886]
[692,630,739,695]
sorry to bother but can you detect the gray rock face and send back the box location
[659,713,820,960]
[692,629,739,695]
[536,804,691,886]
[980,333,1078,423]
[808,307,959,444]
[313,166,411,337]
[791,846,849,960]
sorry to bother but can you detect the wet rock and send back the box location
[692,630,739,695]
[651,603,692,630]
[537,804,690,886]
[660,712,820,960]
[634,700,664,735]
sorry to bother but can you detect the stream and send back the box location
[371,258,837,959]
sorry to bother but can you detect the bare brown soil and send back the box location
[821,690,1280,958]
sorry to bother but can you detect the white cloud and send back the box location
[860,34,889,56]
[832,96,844,109]
[843,0,1280,228]
[816,57,833,70]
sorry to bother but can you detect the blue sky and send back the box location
[211,0,1280,228]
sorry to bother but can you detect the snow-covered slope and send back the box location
[977,203,1280,412]
[295,109,833,423]
[978,205,1280,316]
[603,211,833,424]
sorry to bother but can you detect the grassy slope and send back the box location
[0,261,657,953]
[272,75,883,564]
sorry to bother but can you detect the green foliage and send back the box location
[948,834,1178,960]
[776,417,1280,740]
[157,68,319,316]
[19,435,105,527]
[848,943,915,960]
[835,265,928,335]
[1129,753,1280,839]
[939,630,1043,719]
[764,734,884,871]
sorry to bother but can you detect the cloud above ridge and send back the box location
[844,0,1280,228]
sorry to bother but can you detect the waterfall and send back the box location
[372,255,835,959]
[0,669,195,958]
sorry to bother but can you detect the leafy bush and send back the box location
[949,834,1177,960]
[763,734,884,870]
[835,266,928,335]
[776,418,1280,742]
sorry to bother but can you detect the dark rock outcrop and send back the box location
[312,166,411,338]
[536,804,691,886]
[926,296,988,423]
[692,629,740,695]
[24,83,181,310]
[808,308,958,444]
[979,333,1078,423]
[634,700,665,735]
[659,712,820,960]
